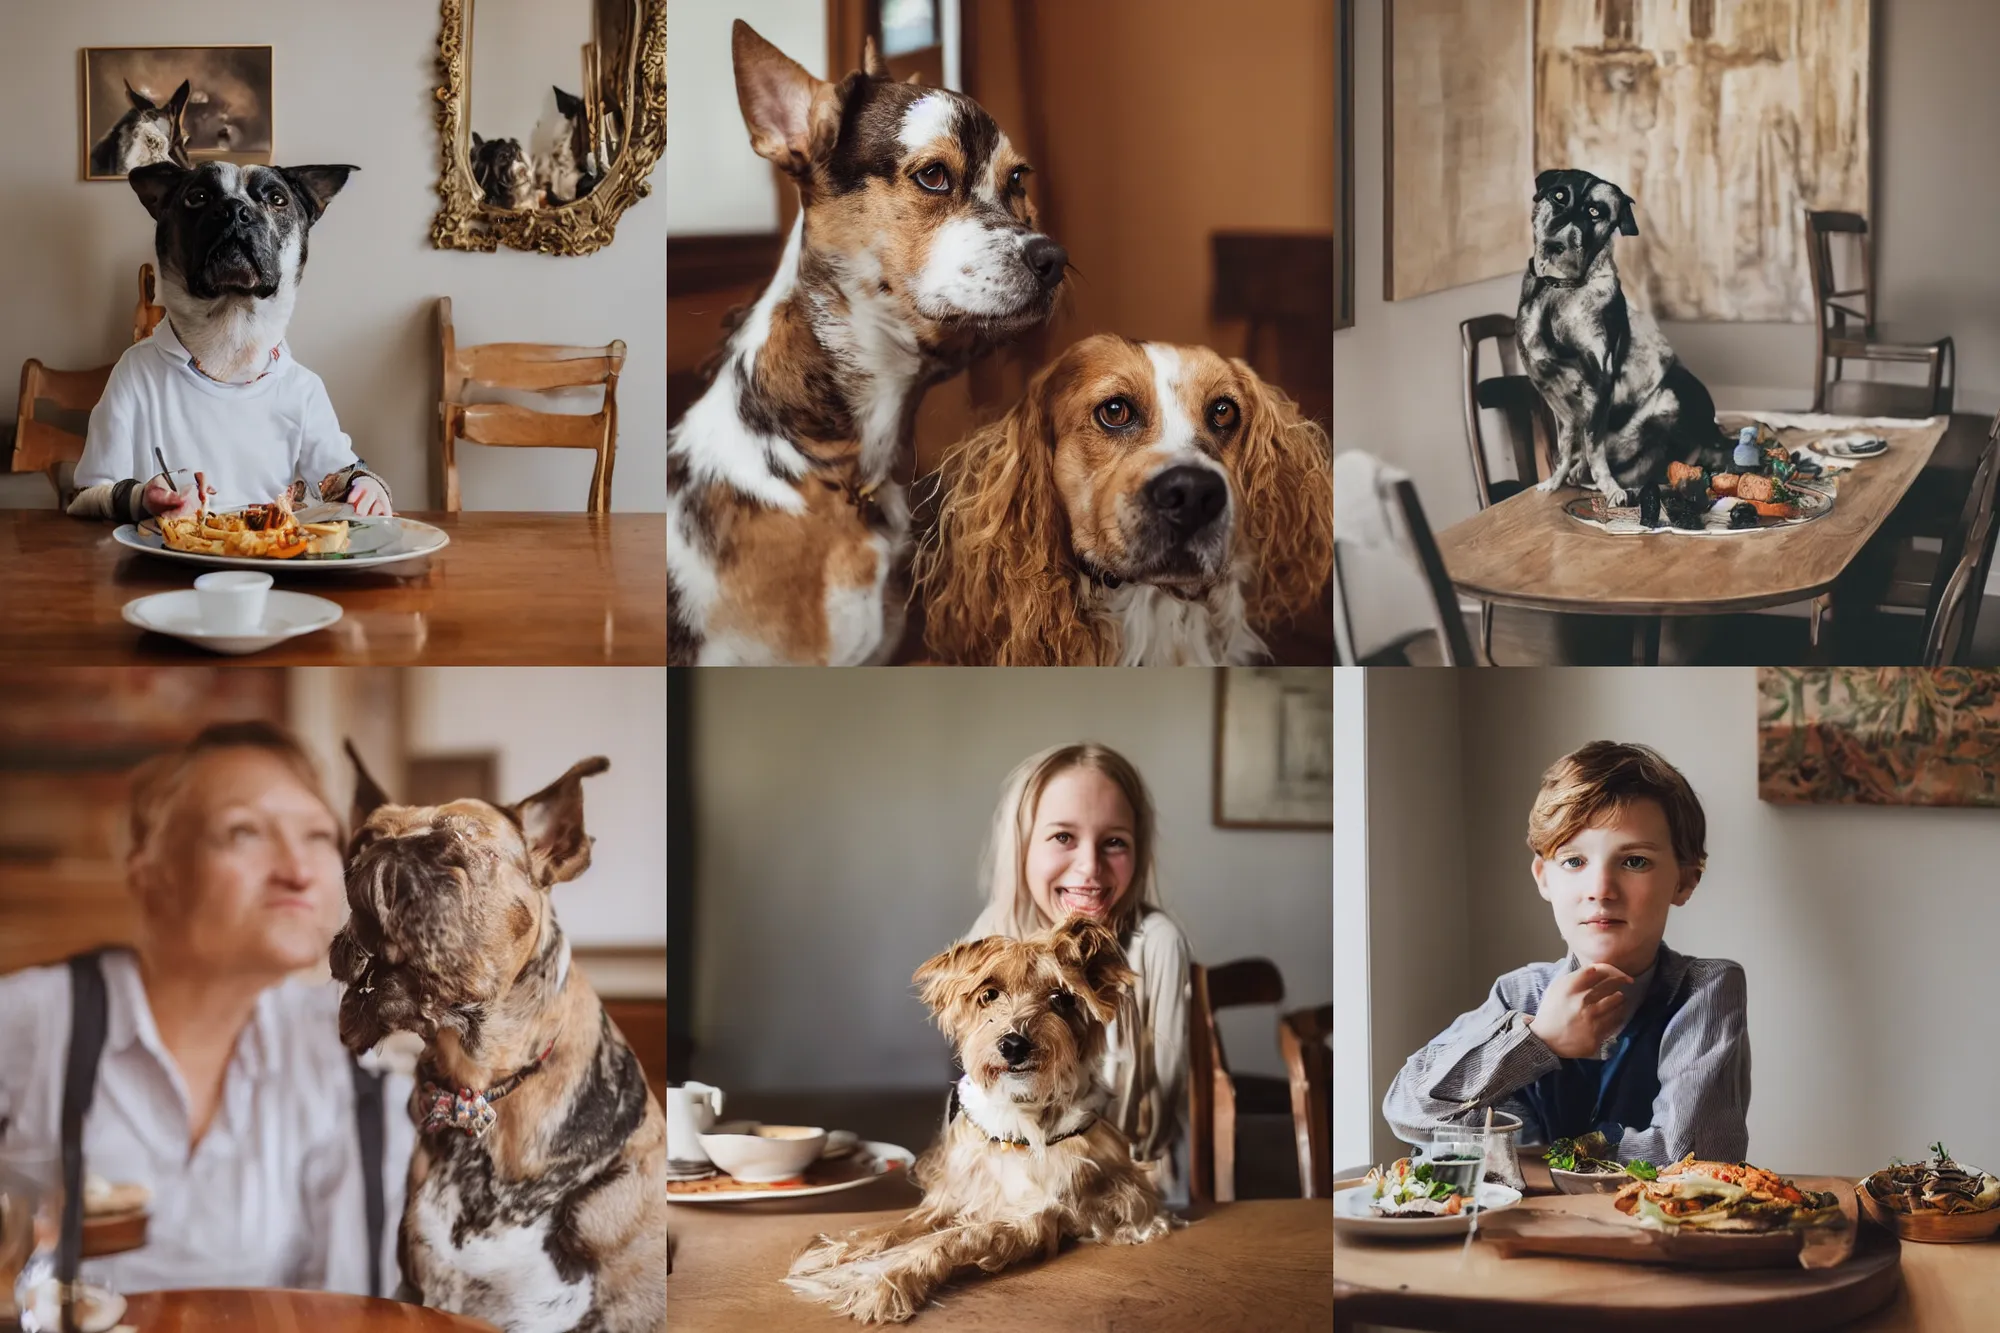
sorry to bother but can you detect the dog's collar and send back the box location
[420,1033,559,1139]
[169,319,281,385]
[949,1076,1099,1151]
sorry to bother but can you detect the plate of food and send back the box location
[1858,1142,2000,1242]
[1564,462,1834,535]
[1333,1158,1522,1237]
[1614,1154,1843,1235]
[664,1139,914,1204]
[113,495,448,572]
[1545,1134,1661,1196]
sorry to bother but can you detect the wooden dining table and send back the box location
[1433,414,1953,663]
[0,510,666,665]
[121,1289,498,1330]
[669,1172,1332,1330]
[1334,1160,2000,1331]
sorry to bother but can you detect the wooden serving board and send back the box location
[1480,1175,1859,1270]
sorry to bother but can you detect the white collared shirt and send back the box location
[74,321,359,511]
[0,950,412,1295]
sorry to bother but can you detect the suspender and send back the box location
[59,952,390,1299]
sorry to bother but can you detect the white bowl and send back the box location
[697,1121,828,1183]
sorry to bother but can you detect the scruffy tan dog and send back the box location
[785,918,1174,1323]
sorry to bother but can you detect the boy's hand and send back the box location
[1528,962,1633,1058]
[347,476,393,517]
[141,472,210,519]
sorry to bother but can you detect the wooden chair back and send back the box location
[134,263,166,344]
[436,296,626,513]
[1804,210,1873,342]
[1331,467,1477,666]
[12,360,112,473]
[1925,418,2000,666]
[1279,1004,1332,1198]
[1459,314,1550,509]
[1188,958,1285,1204]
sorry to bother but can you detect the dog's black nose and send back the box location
[998,1032,1034,1066]
[1145,466,1228,536]
[1022,236,1067,291]
[1542,240,1565,258]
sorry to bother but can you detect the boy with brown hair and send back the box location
[1383,741,1750,1163]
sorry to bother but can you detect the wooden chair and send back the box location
[134,263,165,343]
[1460,314,1557,663]
[11,360,111,474]
[1332,459,1479,666]
[436,296,626,513]
[1278,1004,1332,1199]
[1805,212,1954,416]
[1921,419,2000,666]
[1188,958,1289,1204]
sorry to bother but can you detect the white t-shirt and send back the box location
[75,321,360,512]
[0,950,412,1296]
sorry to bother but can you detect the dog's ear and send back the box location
[1533,169,1565,201]
[128,162,186,220]
[1227,357,1333,633]
[913,937,1008,1019]
[863,36,892,79]
[164,80,191,123]
[124,79,156,112]
[733,19,844,178]
[1048,917,1136,1021]
[346,740,394,832]
[508,756,611,888]
[280,165,358,222]
[553,85,585,119]
[1615,190,1639,236]
[472,130,485,149]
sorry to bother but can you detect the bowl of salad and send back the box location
[1545,1134,1661,1196]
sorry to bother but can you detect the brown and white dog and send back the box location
[915,334,1333,665]
[785,919,1173,1324]
[667,21,1066,666]
[330,747,667,1333]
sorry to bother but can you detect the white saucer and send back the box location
[123,589,343,654]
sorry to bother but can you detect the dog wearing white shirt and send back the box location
[785,919,1173,1324]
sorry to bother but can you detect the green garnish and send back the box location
[1625,1160,1659,1181]
[1546,1138,1581,1172]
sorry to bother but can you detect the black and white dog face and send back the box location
[1530,168,1637,283]
[129,161,354,302]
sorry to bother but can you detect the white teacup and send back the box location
[666,1081,725,1166]
[192,571,273,633]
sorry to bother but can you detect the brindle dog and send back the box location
[330,745,667,1333]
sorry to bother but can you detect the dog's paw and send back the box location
[1599,481,1629,507]
[1108,1215,1174,1245]
[784,1264,918,1325]
[788,1234,849,1279]
[1535,473,1564,493]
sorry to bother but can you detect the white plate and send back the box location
[665,1140,914,1204]
[112,514,449,572]
[1333,1180,1523,1238]
[821,1130,861,1160]
[123,589,343,655]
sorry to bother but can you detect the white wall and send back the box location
[406,668,666,947]
[0,0,663,512]
[1336,0,2000,538]
[689,669,1333,1092]
[666,0,823,235]
[1332,667,1372,1170]
[1384,667,2000,1179]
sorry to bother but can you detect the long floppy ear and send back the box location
[1533,169,1564,201]
[128,162,186,220]
[915,357,1103,665]
[863,36,892,79]
[913,937,1009,1021]
[1615,189,1639,236]
[345,740,394,832]
[506,756,611,889]
[1228,359,1334,632]
[1047,917,1136,1022]
[732,19,845,178]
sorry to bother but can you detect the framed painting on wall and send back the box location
[1757,668,2000,807]
[1214,668,1333,829]
[1535,0,1871,321]
[81,44,274,181]
[1384,0,1532,301]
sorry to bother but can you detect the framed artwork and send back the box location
[1757,668,2000,807]
[81,44,274,182]
[1334,0,1354,329]
[1384,0,1533,301]
[1214,669,1333,830]
[1535,0,1871,321]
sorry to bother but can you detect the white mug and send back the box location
[666,1082,725,1164]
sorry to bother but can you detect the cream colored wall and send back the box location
[1403,667,2000,1178]
[689,669,1332,1092]
[1336,0,2000,537]
[1,0,663,511]
[406,668,667,947]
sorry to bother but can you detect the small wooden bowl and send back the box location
[82,1207,149,1258]
[1856,1180,2000,1243]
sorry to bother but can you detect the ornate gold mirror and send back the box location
[432,0,664,255]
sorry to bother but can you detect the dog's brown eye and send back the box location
[1051,991,1077,1013]
[1588,204,1605,220]
[977,986,1000,1006]
[1095,397,1135,430]
[1208,398,1239,431]
[1007,165,1031,196]
[184,189,208,208]
[914,163,952,194]
[269,191,289,208]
